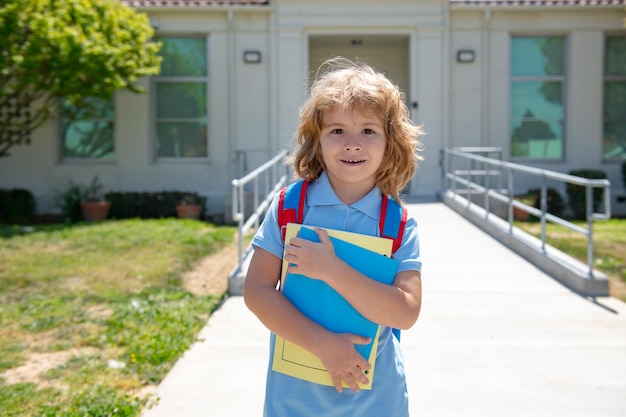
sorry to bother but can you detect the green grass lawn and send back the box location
[0,218,235,417]
[516,218,626,302]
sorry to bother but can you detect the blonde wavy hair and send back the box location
[289,58,424,203]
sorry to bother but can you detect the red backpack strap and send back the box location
[278,180,309,240]
[379,194,407,342]
[379,195,407,254]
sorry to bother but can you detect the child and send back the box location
[244,58,424,417]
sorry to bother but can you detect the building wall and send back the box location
[273,0,447,196]
[0,9,273,217]
[449,7,626,213]
[1,1,624,218]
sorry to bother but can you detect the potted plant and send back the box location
[80,176,111,221]
[176,193,205,220]
[512,194,538,222]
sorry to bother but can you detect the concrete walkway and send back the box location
[141,201,626,417]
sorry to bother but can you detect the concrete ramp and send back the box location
[142,201,626,417]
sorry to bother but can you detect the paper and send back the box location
[272,223,399,390]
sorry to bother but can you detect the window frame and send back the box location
[509,34,568,162]
[152,35,210,162]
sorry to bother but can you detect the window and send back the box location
[510,36,565,159]
[154,37,208,159]
[61,96,114,160]
[603,36,626,160]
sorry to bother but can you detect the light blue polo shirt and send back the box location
[251,171,421,417]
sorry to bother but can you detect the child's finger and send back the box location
[314,227,332,245]
[344,371,361,393]
[329,371,344,394]
[354,364,371,384]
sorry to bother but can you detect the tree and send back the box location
[0,0,161,157]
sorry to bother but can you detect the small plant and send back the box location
[54,180,84,223]
[54,176,110,223]
[81,175,107,202]
[512,194,538,221]
[527,187,566,217]
[178,192,205,206]
[175,193,206,220]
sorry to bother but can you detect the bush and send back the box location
[106,191,206,219]
[527,187,566,217]
[566,169,607,219]
[0,188,36,223]
[53,180,85,223]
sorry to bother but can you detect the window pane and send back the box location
[156,82,207,118]
[157,122,208,158]
[605,37,626,76]
[604,81,626,119]
[603,121,626,159]
[604,37,626,159]
[511,81,563,119]
[61,97,114,159]
[63,121,114,159]
[511,37,564,76]
[158,37,207,77]
[511,120,563,159]
[154,36,209,159]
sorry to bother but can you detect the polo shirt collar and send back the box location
[308,172,382,220]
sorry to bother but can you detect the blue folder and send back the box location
[282,227,400,360]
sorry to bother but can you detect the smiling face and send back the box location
[319,107,386,204]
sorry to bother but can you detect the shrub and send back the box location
[0,188,36,223]
[527,187,566,217]
[106,191,206,219]
[53,180,84,223]
[566,169,607,219]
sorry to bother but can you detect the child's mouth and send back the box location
[341,159,365,164]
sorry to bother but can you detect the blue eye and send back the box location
[363,129,375,134]
[331,129,344,134]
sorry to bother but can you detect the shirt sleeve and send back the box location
[250,191,284,260]
[393,216,422,273]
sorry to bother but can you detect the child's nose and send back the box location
[344,134,362,150]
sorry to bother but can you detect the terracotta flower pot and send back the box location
[176,204,202,219]
[513,206,531,222]
[81,201,111,221]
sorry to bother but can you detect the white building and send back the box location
[1,0,625,218]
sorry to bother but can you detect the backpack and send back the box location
[277,179,407,341]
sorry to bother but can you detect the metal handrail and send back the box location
[443,147,611,278]
[231,149,290,277]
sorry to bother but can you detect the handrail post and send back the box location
[484,157,490,219]
[586,185,594,279]
[237,184,244,272]
[507,167,514,233]
[230,149,289,279]
[540,175,547,253]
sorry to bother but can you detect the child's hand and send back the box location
[285,227,340,282]
[315,332,372,393]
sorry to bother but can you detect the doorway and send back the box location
[308,34,410,104]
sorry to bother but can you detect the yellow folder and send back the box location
[272,223,398,390]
